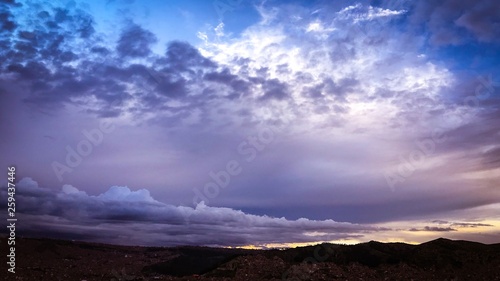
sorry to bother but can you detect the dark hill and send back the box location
[1,236,499,280]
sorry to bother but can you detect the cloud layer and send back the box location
[0,0,499,245]
[1,178,382,246]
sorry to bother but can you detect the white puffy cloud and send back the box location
[97,185,156,202]
[336,3,406,23]
[17,177,39,190]
[196,1,454,136]
[62,184,88,196]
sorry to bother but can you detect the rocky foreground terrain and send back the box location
[1,236,499,280]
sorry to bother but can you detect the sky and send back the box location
[0,0,499,247]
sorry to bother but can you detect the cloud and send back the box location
[62,184,87,196]
[409,0,500,45]
[432,220,449,224]
[427,220,494,230]
[409,226,457,232]
[336,3,406,23]
[455,1,500,42]
[97,185,156,202]
[260,78,289,100]
[0,178,383,247]
[0,0,499,244]
[116,23,157,58]
[408,219,496,233]
[451,222,494,228]
[0,0,464,132]
[163,41,216,71]
[0,0,19,34]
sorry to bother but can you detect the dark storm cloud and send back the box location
[408,220,495,232]
[260,78,289,100]
[1,0,281,126]
[452,222,494,228]
[0,0,441,128]
[0,0,19,34]
[0,1,104,113]
[1,0,499,246]
[300,77,359,103]
[0,4,179,109]
[163,41,216,70]
[0,3,95,68]
[323,77,358,102]
[409,226,457,232]
[481,146,500,169]
[432,74,500,172]
[432,220,449,224]
[0,178,383,246]
[116,23,157,58]
[235,186,497,224]
[430,220,493,229]
[409,0,500,45]
[455,1,500,43]
[437,116,500,171]
[203,68,251,98]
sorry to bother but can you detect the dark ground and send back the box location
[1,236,499,280]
